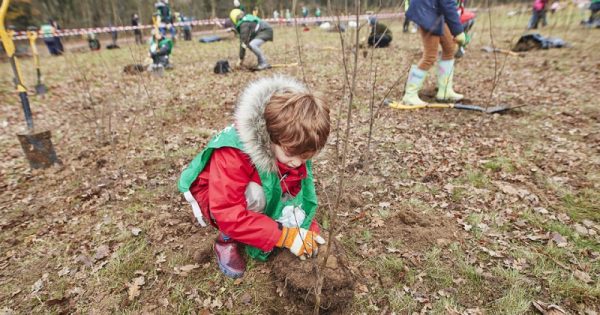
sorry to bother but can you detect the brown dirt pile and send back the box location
[271,238,355,313]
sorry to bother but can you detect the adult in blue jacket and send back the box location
[402,0,467,105]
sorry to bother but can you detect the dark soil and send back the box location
[271,238,355,313]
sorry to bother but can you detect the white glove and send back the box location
[277,205,306,228]
[234,0,240,7]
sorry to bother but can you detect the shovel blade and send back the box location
[17,130,60,169]
[485,105,511,114]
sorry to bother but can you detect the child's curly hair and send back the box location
[264,91,330,157]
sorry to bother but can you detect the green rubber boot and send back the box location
[436,59,464,102]
[401,65,428,106]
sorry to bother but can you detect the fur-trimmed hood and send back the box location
[234,75,308,173]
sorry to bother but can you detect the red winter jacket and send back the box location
[189,147,319,252]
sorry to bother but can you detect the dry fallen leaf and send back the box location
[356,283,369,293]
[31,279,43,294]
[549,232,568,247]
[573,224,588,236]
[159,298,169,307]
[127,276,145,301]
[497,182,520,196]
[155,253,167,265]
[76,254,93,268]
[556,213,570,223]
[532,300,567,315]
[573,270,592,283]
[369,217,385,228]
[386,247,401,253]
[174,264,199,276]
[94,245,110,260]
[57,267,70,277]
[210,297,223,309]
[241,292,252,305]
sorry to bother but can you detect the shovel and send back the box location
[27,27,48,95]
[1,0,59,169]
[385,99,512,114]
[481,46,523,57]
[247,62,299,72]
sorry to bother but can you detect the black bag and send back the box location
[513,33,568,52]
[214,60,231,74]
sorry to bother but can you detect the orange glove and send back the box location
[276,227,326,258]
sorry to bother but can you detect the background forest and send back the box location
[7,0,527,29]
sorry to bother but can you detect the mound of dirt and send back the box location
[387,209,459,250]
[123,64,145,74]
[271,238,355,313]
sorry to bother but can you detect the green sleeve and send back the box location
[178,148,213,193]
[300,160,318,229]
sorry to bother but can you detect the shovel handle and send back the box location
[388,101,452,110]
[453,104,486,112]
[2,1,35,130]
[27,30,42,69]
[0,0,14,56]
[19,92,34,129]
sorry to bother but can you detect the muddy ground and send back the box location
[1,7,599,315]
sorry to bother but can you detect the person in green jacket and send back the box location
[230,8,273,70]
[40,20,62,55]
[367,17,392,48]
[149,30,174,69]
[589,0,600,24]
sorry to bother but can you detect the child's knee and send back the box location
[418,55,437,70]
[441,45,457,60]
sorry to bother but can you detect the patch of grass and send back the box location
[546,273,600,303]
[489,285,532,315]
[400,197,432,213]
[448,243,486,298]
[339,234,360,257]
[482,156,515,173]
[99,237,154,292]
[123,202,144,219]
[450,187,468,202]
[465,169,491,189]
[168,282,198,314]
[466,213,484,239]
[377,255,405,277]
[519,208,546,229]
[460,262,484,288]
[560,189,600,221]
[362,229,372,242]
[431,297,462,314]
[423,247,453,288]
[546,221,600,252]
[386,288,419,313]
[377,208,391,219]
[411,183,431,194]
[395,140,414,151]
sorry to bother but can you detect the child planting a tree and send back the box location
[178,76,331,278]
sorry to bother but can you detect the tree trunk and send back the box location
[210,0,216,18]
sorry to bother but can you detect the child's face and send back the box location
[272,144,313,169]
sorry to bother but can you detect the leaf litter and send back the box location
[1,13,599,314]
